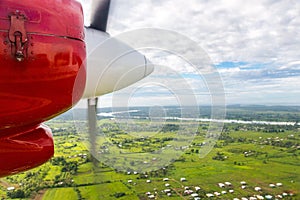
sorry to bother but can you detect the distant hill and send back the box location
[52,105,300,122]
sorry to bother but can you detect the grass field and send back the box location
[43,188,77,200]
[0,118,299,200]
[78,182,138,200]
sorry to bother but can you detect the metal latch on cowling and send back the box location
[9,12,28,62]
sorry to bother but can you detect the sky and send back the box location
[78,0,300,107]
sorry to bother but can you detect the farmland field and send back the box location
[0,106,299,200]
[43,188,77,200]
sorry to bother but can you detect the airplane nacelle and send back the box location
[0,0,154,178]
[0,0,86,177]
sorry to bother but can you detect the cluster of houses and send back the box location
[126,177,295,200]
[216,181,292,200]
[67,153,87,159]
[143,177,189,199]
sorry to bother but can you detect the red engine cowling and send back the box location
[0,0,86,177]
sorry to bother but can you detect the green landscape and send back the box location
[0,106,299,200]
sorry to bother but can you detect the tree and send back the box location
[212,152,227,161]
[161,124,180,132]
[61,161,78,174]
[114,192,126,198]
[51,156,66,166]
[7,189,25,199]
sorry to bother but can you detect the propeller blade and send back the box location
[87,97,98,165]
[90,0,111,32]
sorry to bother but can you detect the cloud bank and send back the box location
[79,0,300,106]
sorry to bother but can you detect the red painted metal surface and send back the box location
[0,0,86,177]
[0,124,54,177]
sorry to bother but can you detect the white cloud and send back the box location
[105,0,300,64]
[79,0,300,106]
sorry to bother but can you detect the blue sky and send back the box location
[78,0,300,107]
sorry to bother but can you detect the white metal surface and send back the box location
[82,28,154,98]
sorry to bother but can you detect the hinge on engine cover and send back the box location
[9,12,28,62]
